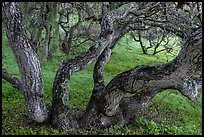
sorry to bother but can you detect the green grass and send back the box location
[2,33,202,135]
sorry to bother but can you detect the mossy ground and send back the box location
[2,33,202,135]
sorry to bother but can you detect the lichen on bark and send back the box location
[61,79,70,107]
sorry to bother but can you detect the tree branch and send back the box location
[51,2,141,130]
[98,27,202,126]
[2,70,23,94]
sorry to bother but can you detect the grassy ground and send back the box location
[2,33,202,135]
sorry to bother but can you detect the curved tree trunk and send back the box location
[51,2,145,130]
[79,29,124,128]
[2,2,49,123]
[98,27,202,126]
[2,2,202,132]
[51,2,202,130]
[51,32,125,130]
[78,47,112,129]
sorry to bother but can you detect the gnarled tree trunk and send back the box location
[2,2,202,132]
[2,2,49,123]
[98,27,202,126]
[51,2,147,130]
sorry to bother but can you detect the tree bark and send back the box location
[2,2,49,123]
[2,2,202,131]
[51,2,142,130]
[78,47,112,129]
[51,2,202,130]
[98,27,202,126]
[79,28,125,128]
[51,33,123,130]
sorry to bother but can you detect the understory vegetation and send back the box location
[2,32,202,135]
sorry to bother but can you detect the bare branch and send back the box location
[2,69,23,94]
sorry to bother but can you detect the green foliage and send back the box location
[139,89,202,135]
[2,31,202,135]
[69,12,79,26]
[134,117,183,135]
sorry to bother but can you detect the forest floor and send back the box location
[2,34,202,135]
